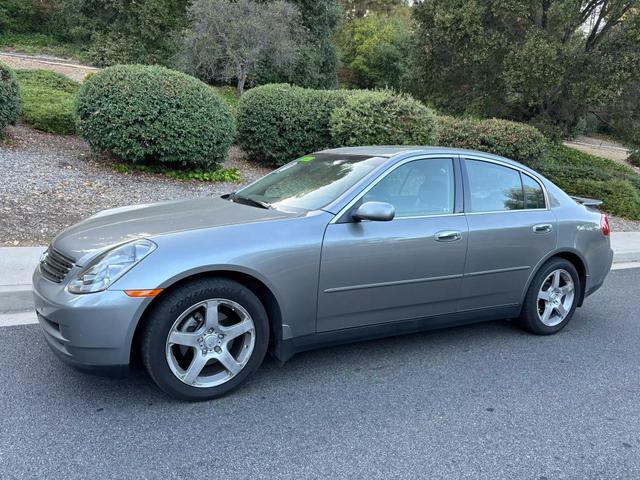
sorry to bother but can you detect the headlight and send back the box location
[67,239,156,294]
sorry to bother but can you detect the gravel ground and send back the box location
[0,125,271,246]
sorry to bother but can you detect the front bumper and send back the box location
[33,268,148,375]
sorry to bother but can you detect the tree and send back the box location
[335,6,413,89]
[254,0,342,88]
[183,0,304,97]
[339,0,407,18]
[410,0,640,137]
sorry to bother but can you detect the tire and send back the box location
[517,258,581,335]
[141,278,269,401]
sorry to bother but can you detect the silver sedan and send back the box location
[33,146,613,400]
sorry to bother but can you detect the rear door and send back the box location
[317,156,469,332]
[459,157,557,311]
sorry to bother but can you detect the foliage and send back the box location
[339,0,408,18]
[629,148,640,167]
[335,8,413,89]
[213,86,240,115]
[255,0,341,89]
[112,163,241,183]
[237,83,352,165]
[539,145,640,219]
[0,62,20,132]
[16,70,79,134]
[0,0,62,35]
[330,90,438,146]
[75,65,235,167]
[437,116,548,165]
[410,0,640,138]
[51,0,188,66]
[184,0,303,97]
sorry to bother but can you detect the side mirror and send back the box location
[353,201,395,222]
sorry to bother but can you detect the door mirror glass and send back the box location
[353,201,396,222]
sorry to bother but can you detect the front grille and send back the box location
[40,248,75,283]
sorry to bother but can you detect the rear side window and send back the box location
[522,173,546,209]
[465,160,546,212]
[466,160,523,212]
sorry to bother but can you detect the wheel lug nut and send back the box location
[214,346,221,353]
[208,329,214,333]
[218,334,224,339]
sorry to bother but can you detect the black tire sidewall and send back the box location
[520,258,581,335]
[141,278,269,401]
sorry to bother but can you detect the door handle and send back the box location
[435,230,462,242]
[533,223,553,234]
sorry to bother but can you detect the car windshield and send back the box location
[232,154,387,211]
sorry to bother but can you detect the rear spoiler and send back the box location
[571,196,603,207]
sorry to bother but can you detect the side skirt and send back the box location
[273,304,521,364]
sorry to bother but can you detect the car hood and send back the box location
[52,196,292,263]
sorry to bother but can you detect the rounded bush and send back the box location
[329,90,439,147]
[0,62,20,132]
[75,65,235,166]
[438,116,547,165]
[237,84,352,166]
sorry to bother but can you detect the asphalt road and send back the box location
[1,268,639,479]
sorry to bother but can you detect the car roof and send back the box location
[316,145,529,170]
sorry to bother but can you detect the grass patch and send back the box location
[0,33,86,62]
[16,69,80,135]
[112,163,241,183]
[539,144,640,219]
[212,85,239,115]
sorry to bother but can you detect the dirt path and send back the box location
[0,51,99,82]
[564,135,639,173]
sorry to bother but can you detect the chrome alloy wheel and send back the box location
[537,269,575,327]
[165,299,256,388]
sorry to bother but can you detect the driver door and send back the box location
[317,157,468,332]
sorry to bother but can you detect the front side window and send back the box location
[466,160,525,212]
[362,158,455,217]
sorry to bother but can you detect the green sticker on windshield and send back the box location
[297,155,315,162]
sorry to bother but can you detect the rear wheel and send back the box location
[141,278,269,401]
[518,258,580,335]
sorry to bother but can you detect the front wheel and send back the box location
[141,278,269,401]
[517,258,581,335]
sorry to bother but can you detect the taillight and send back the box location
[600,213,610,236]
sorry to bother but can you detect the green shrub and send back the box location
[237,84,352,166]
[0,62,20,133]
[629,147,640,168]
[539,144,640,220]
[438,116,547,165]
[75,65,235,167]
[329,90,439,146]
[16,70,79,134]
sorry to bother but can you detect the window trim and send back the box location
[460,156,549,214]
[331,155,463,224]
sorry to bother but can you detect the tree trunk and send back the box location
[236,73,247,98]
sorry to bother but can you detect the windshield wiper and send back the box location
[230,193,272,210]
